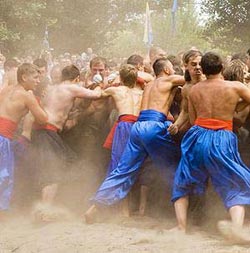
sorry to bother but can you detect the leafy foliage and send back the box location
[201,0,250,53]
[0,0,211,57]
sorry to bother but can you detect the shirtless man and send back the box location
[171,52,250,243]
[33,58,51,98]
[79,57,112,168]
[85,64,143,221]
[168,49,203,135]
[2,59,18,88]
[0,63,47,215]
[32,64,101,216]
[127,54,154,87]
[84,58,185,223]
[223,60,250,166]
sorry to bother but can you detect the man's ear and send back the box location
[164,67,170,75]
[21,74,27,82]
[73,76,80,83]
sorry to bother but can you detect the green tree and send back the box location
[102,0,210,58]
[201,0,250,53]
[0,0,208,56]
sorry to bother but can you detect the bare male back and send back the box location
[102,86,143,116]
[189,52,250,124]
[42,84,101,130]
[189,79,250,124]
[141,75,185,116]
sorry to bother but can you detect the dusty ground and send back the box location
[4,160,250,253]
[1,213,250,253]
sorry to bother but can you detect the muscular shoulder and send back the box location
[229,80,246,89]
[156,77,172,90]
[181,83,193,97]
[105,85,125,92]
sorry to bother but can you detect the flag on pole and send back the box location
[42,26,50,51]
[171,0,178,35]
[143,2,153,47]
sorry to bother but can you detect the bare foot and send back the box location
[0,211,9,222]
[138,207,145,217]
[32,202,72,223]
[121,207,130,218]
[120,198,130,218]
[217,220,250,244]
[84,205,98,224]
[168,226,186,234]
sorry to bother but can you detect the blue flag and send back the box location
[171,0,178,34]
[143,2,153,47]
[43,26,50,51]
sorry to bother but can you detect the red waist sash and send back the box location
[33,123,59,132]
[195,118,232,131]
[0,117,18,139]
[103,114,138,150]
[137,77,145,89]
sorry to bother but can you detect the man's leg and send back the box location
[229,205,245,228]
[42,183,58,205]
[139,185,149,216]
[217,205,250,243]
[174,196,189,232]
[84,205,98,224]
[121,196,130,217]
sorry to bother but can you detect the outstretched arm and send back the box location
[71,85,102,99]
[101,87,117,98]
[170,75,186,87]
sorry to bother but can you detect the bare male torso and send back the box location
[141,76,185,116]
[42,84,101,130]
[189,78,250,124]
[102,86,143,116]
[0,85,47,124]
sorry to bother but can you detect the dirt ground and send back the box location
[3,159,250,253]
[1,211,250,253]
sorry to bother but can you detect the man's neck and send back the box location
[156,73,169,79]
[61,80,74,85]
[206,73,222,80]
[18,83,27,91]
[191,76,202,85]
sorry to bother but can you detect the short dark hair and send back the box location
[247,48,250,57]
[127,54,144,67]
[61,65,80,82]
[33,58,48,69]
[200,52,223,76]
[153,58,170,77]
[17,63,39,83]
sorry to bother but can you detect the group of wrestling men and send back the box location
[1,47,250,243]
